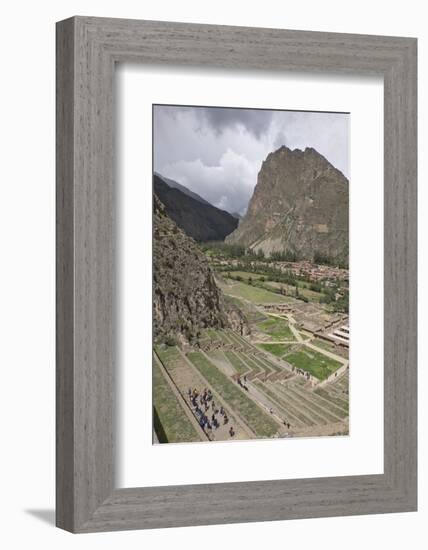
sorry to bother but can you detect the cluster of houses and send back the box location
[260,301,349,350]
[216,257,348,286]
[278,260,348,282]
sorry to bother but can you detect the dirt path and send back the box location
[154,353,208,442]
[252,340,296,344]
[176,348,255,441]
[261,311,348,369]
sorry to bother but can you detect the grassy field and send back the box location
[218,280,290,304]
[256,316,295,340]
[263,281,324,302]
[222,272,325,302]
[285,348,342,381]
[153,361,201,443]
[222,271,265,281]
[257,343,295,357]
[187,351,278,437]
[155,344,180,363]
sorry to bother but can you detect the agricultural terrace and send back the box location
[257,343,295,357]
[285,349,342,381]
[154,328,349,442]
[153,244,349,443]
[187,351,279,438]
[256,317,295,341]
[153,361,202,443]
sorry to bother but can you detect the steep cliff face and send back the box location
[154,175,238,242]
[153,195,247,344]
[226,146,349,262]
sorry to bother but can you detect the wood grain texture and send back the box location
[56,16,417,533]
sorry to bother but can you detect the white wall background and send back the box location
[0,1,425,548]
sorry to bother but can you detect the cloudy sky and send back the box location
[153,105,349,216]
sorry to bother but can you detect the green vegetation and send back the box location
[312,338,338,353]
[225,330,253,351]
[222,270,265,281]
[257,343,295,357]
[218,280,290,304]
[333,372,349,392]
[153,362,201,443]
[155,344,181,364]
[224,351,251,376]
[256,317,295,340]
[199,241,248,259]
[254,381,313,426]
[234,351,263,375]
[319,285,349,313]
[187,351,278,437]
[221,265,331,305]
[314,387,349,414]
[240,352,271,375]
[216,330,233,345]
[262,281,323,302]
[314,251,348,270]
[206,328,222,339]
[285,348,342,381]
[283,386,339,423]
[201,241,348,310]
[269,250,299,262]
[258,355,285,373]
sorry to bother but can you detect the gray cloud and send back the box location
[198,107,274,138]
[153,105,349,215]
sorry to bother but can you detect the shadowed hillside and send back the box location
[154,175,238,242]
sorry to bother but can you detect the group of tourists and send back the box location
[236,375,249,391]
[291,366,311,380]
[187,387,235,438]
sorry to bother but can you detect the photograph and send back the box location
[152,104,350,444]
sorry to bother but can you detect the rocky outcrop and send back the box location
[154,175,238,242]
[153,195,247,344]
[226,146,348,263]
[223,297,251,336]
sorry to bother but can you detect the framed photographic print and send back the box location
[56,17,417,532]
[152,103,350,445]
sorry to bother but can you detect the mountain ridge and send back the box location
[226,145,349,262]
[154,172,211,206]
[154,174,238,242]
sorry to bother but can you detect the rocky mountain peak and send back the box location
[226,146,348,263]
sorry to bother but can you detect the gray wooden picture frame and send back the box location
[56,16,417,533]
